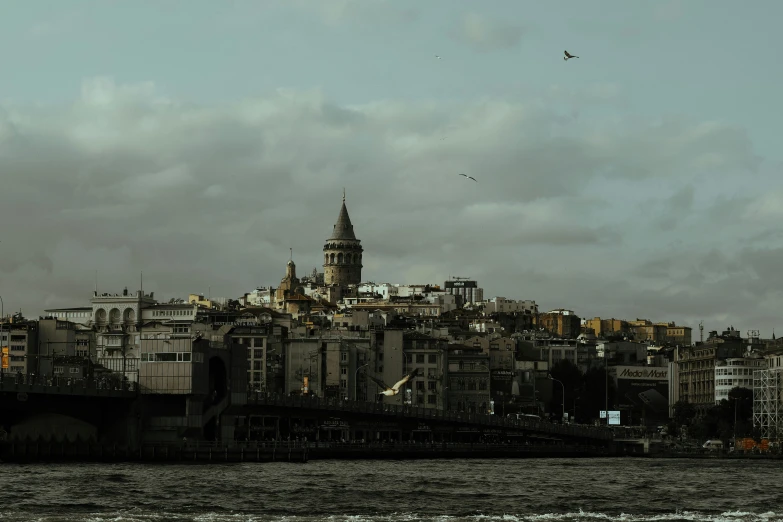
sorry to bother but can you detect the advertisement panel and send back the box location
[490,370,514,396]
[612,366,669,425]
[1,346,8,369]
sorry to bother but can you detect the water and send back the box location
[0,458,781,521]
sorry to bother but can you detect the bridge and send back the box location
[0,376,140,447]
[0,377,615,452]
[234,393,615,445]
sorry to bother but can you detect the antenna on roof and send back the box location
[290,247,293,261]
[95,270,98,294]
[343,187,345,202]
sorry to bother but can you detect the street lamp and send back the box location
[548,374,565,422]
[0,295,4,376]
[730,396,739,441]
[354,363,369,401]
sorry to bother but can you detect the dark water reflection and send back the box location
[0,458,780,521]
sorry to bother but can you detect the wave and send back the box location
[1,511,782,522]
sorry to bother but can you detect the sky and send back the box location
[0,0,781,338]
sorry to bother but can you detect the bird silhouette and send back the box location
[458,173,477,182]
[370,369,419,397]
[435,55,442,60]
[564,50,579,61]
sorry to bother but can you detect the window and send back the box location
[340,379,347,389]
[253,361,262,371]
[416,381,424,390]
[70,368,80,374]
[428,381,436,391]
[428,354,436,364]
[341,367,347,375]
[378,353,384,361]
[254,349,263,359]
[341,352,348,361]
[427,395,436,404]
[173,325,190,334]
[416,354,425,364]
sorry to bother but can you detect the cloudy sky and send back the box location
[0,0,781,338]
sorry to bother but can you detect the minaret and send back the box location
[323,191,363,286]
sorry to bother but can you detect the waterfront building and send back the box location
[714,357,766,402]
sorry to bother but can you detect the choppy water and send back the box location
[0,458,781,521]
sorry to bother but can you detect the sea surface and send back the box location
[0,458,781,522]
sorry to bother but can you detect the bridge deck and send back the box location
[244,394,614,441]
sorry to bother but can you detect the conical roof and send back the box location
[329,201,357,240]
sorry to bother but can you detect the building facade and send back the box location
[714,357,766,402]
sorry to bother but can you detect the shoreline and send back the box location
[2,440,781,463]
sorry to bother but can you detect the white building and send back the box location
[482,297,538,314]
[244,288,273,307]
[715,357,767,402]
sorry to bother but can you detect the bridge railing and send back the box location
[245,392,614,441]
[149,439,608,453]
[0,373,137,397]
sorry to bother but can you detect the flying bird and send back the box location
[370,368,419,397]
[435,55,442,60]
[564,50,579,61]
[458,173,477,182]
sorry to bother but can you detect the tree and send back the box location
[673,399,696,427]
[549,360,582,422]
[581,366,616,424]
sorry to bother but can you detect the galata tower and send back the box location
[323,192,363,286]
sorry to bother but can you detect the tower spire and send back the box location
[343,187,345,203]
[290,247,292,261]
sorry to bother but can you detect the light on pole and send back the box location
[0,295,4,376]
[548,374,565,422]
[354,363,368,401]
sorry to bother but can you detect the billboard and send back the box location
[612,366,669,425]
[490,370,514,396]
[1,347,7,369]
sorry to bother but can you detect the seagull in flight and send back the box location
[564,50,579,61]
[435,55,442,60]
[370,369,419,397]
[458,173,477,182]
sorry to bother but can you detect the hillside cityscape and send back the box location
[1,197,780,450]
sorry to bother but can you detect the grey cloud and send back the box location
[450,12,524,53]
[290,0,418,26]
[0,78,764,326]
[656,184,694,231]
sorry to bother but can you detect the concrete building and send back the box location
[370,329,405,402]
[0,317,39,376]
[714,357,766,403]
[598,341,648,366]
[402,332,448,409]
[582,317,631,338]
[284,335,372,400]
[675,341,746,412]
[444,279,483,306]
[629,320,668,343]
[323,193,363,286]
[483,298,538,315]
[446,344,491,414]
[666,324,693,346]
[539,309,581,339]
